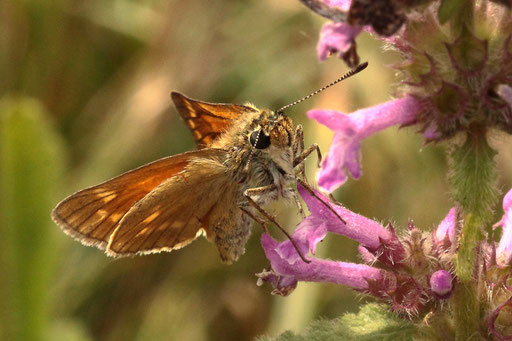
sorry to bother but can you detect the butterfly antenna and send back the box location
[276,62,368,115]
[243,129,263,175]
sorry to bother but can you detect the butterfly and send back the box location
[52,93,323,263]
[51,62,367,264]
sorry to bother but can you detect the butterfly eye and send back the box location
[249,130,270,149]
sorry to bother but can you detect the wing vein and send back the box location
[60,195,109,221]
[125,213,171,252]
[85,197,134,240]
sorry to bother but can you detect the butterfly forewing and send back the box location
[171,92,258,148]
[52,150,216,249]
[106,148,235,256]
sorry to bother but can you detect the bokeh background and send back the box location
[1,0,512,340]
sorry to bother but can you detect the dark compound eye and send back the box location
[249,129,270,149]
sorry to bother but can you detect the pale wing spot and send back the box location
[133,221,170,251]
[134,227,151,238]
[109,212,124,223]
[185,103,196,116]
[143,211,161,224]
[92,189,116,197]
[96,209,108,219]
[188,120,196,128]
[101,194,117,203]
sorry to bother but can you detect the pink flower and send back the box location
[495,189,512,267]
[308,96,419,193]
[257,183,402,295]
[310,2,512,193]
[434,207,458,249]
[496,84,512,111]
[313,0,410,66]
[323,0,351,10]
[430,270,453,297]
[257,183,466,316]
[258,233,394,294]
[317,23,362,67]
[295,183,395,249]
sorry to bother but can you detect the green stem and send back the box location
[453,214,482,340]
[448,129,498,340]
[455,214,483,282]
[452,282,483,341]
[449,129,498,226]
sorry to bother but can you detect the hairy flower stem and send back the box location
[453,215,483,340]
[449,128,498,339]
[450,129,498,227]
[455,214,483,282]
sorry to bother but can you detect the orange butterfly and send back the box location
[52,92,320,263]
[52,63,367,263]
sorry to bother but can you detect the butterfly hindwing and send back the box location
[171,92,258,148]
[106,148,237,257]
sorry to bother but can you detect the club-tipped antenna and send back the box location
[276,62,368,115]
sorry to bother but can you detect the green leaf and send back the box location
[259,303,418,341]
[0,97,65,341]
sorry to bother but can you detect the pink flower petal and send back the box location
[496,188,512,267]
[317,22,362,62]
[496,84,512,110]
[308,96,420,192]
[261,234,393,292]
[423,122,442,141]
[323,0,352,11]
[435,207,457,247]
[275,222,327,264]
[297,183,393,249]
[271,183,401,268]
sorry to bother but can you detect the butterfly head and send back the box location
[245,110,295,177]
[249,111,293,151]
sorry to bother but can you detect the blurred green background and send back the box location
[1,0,512,340]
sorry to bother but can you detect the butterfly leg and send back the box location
[240,207,270,233]
[243,185,278,224]
[296,178,346,224]
[287,188,305,219]
[244,185,310,263]
[294,143,322,169]
[292,125,306,178]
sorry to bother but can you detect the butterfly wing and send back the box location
[51,149,227,250]
[171,92,258,148]
[106,149,238,257]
